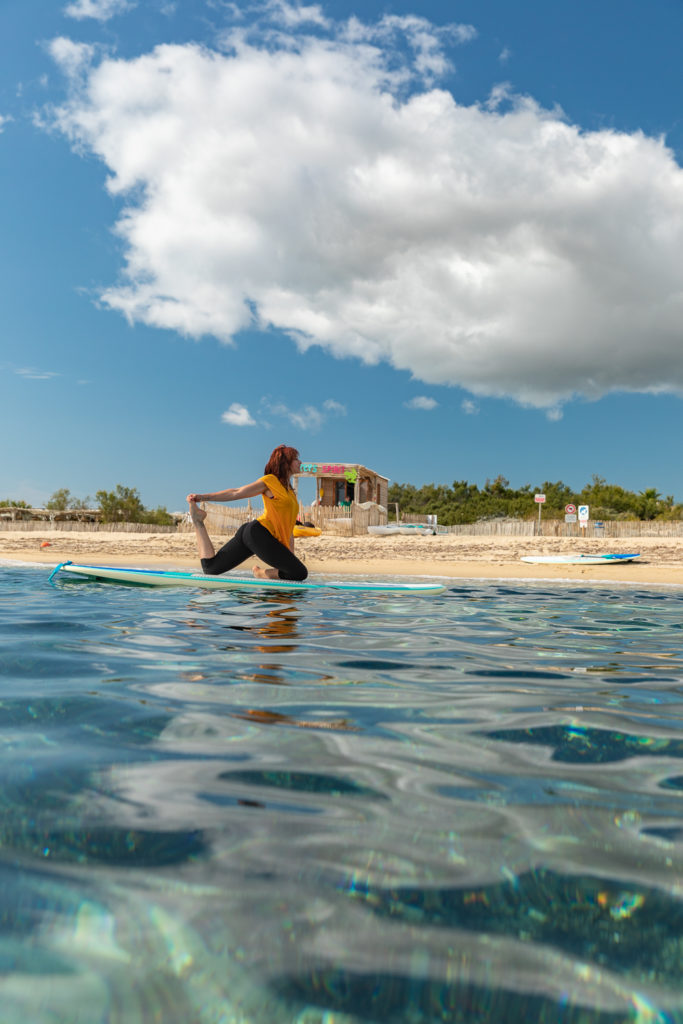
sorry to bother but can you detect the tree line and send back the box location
[0,486,174,526]
[387,475,682,526]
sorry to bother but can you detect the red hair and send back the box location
[264,445,300,489]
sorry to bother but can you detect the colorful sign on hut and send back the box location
[294,462,389,508]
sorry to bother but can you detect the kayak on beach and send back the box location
[48,561,447,595]
[520,553,641,565]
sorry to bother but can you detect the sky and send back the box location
[1,0,682,512]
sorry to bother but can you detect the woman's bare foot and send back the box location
[188,499,207,525]
[253,565,279,580]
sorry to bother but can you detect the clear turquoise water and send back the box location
[2,564,683,1023]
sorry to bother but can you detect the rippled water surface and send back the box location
[2,565,683,1023]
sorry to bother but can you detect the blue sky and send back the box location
[1,0,682,511]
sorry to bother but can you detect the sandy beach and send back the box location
[1,529,682,586]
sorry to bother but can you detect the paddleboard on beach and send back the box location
[49,561,447,595]
[520,553,640,565]
[367,524,436,536]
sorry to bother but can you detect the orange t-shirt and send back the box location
[257,474,298,547]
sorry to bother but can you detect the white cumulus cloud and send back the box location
[271,403,324,430]
[264,1,330,28]
[405,396,438,410]
[221,402,256,426]
[47,38,97,80]
[461,399,479,415]
[322,398,347,415]
[63,0,135,21]
[267,397,346,430]
[48,12,683,410]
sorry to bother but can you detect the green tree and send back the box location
[95,485,174,525]
[47,488,72,511]
[636,488,662,521]
[387,473,683,525]
[96,485,148,523]
[47,489,92,511]
[141,506,175,527]
[0,499,29,508]
[579,475,634,518]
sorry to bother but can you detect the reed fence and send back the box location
[3,514,683,539]
[302,505,387,536]
[400,513,438,526]
[178,505,253,534]
[0,521,177,534]
[192,506,683,539]
[192,502,389,537]
[443,520,683,538]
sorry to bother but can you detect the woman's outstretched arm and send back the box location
[187,479,269,504]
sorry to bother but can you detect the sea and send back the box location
[2,562,683,1023]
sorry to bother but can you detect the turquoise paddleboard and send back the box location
[520,553,640,565]
[49,561,447,595]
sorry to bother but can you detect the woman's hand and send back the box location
[186,493,202,503]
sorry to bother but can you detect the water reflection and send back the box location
[233,707,357,730]
[224,594,303,655]
[345,867,683,985]
[483,724,683,763]
[3,571,683,1022]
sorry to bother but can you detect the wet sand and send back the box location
[1,530,682,586]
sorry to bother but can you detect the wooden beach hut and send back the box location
[293,461,389,508]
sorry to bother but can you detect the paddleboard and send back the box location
[367,524,435,536]
[49,561,446,595]
[520,553,640,565]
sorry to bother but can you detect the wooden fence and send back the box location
[176,504,252,534]
[4,513,683,538]
[301,504,388,536]
[0,521,178,534]
[443,519,683,538]
[192,502,388,537]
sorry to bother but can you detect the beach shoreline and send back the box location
[1,530,682,586]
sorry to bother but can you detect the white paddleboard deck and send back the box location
[51,562,446,595]
[521,553,640,565]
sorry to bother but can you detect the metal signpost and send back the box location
[534,493,546,533]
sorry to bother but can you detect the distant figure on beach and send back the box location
[186,445,307,581]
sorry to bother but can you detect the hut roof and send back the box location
[294,461,389,482]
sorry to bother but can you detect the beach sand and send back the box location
[1,529,682,585]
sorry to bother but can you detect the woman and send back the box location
[186,445,307,581]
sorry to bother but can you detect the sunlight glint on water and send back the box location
[1,564,683,1022]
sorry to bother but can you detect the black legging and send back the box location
[201,520,308,581]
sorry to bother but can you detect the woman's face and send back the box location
[290,455,302,475]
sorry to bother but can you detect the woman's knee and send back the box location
[283,563,308,582]
[201,557,222,576]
